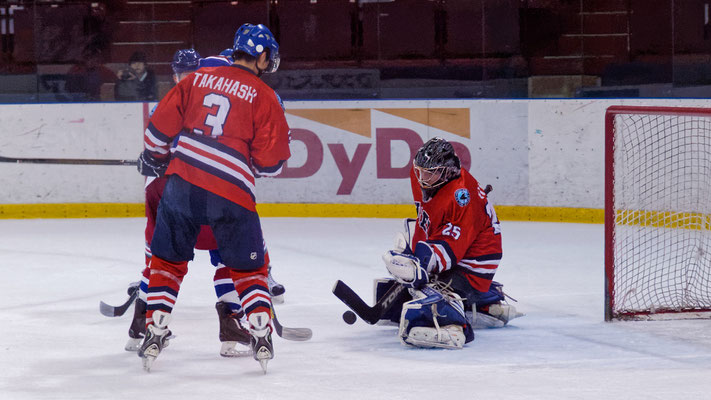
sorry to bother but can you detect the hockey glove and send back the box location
[383,250,429,289]
[137,149,168,177]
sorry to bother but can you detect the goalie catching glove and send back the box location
[137,149,168,177]
[383,251,430,289]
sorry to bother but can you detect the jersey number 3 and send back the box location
[194,93,231,137]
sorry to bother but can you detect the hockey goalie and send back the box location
[381,137,523,349]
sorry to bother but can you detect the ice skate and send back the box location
[125,298,146,351]
[469,303,524,329]
[487,303,524,324]
[215,301,252,357]
[248,311,274,374]
[138,310,172,372]
[268,265,285,304]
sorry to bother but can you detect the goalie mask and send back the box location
[413,137,461,189]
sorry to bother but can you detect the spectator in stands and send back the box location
[64,46,115,102]
[115,51,157,101]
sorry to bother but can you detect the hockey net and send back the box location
[605,106,711,321]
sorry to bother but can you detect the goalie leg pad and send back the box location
[406,325,466,349]
[398,287,474,349]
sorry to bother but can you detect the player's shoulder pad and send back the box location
[453,187,471,207]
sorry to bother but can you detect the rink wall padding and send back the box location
[1,98,709,221]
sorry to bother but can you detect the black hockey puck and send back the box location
[342,310,356,325]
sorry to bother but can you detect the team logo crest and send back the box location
[250,252,257,260]
[455,188,470,207]
[415,202,431,235]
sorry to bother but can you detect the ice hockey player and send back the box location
[136,23,290,372]
[126,48,284,359]
[381,137,523,349]
[181,47,289,304]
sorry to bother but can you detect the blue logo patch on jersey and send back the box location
[455,188,470,207]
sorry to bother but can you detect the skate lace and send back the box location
[498,287,518,303]
[429,279,457,300]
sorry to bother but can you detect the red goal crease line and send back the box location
[615,209,711,230]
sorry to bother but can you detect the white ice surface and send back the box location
[1,218,711,400]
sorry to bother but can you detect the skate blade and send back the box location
[220,349,252,357]
[220,341,252,357]
[254,346,272,373]
[125,338,142,352]
[142,355,156,372]
[220,350,252,358]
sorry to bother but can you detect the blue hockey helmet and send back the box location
[233,23,280,73]
[219,48,234,58]
[171,48,201,74]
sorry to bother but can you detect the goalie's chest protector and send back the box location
[409,168,502,290]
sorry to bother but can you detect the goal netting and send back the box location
[605,106,711,321]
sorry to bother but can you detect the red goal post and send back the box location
[605,105,711,321]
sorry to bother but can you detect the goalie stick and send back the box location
[0,155,137,166]
[332,279,409,325]
[99,283,139,317]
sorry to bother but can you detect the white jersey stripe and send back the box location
[175,144,256,195]
[145,143,169,154]
[457,262,498,275]
[460,258,501,267]
[144,128,168,147]
[180,136,254,182]
[431,243,452,272]
[254,164,283,177]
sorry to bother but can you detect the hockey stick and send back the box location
[0,155,137,166]
[332,279,409,325]
[272,307,312,341]
[99,283,139,317]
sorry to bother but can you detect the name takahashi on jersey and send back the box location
[192,72,257,103]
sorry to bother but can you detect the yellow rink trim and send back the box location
[0,202,605,224]
[0,203,146,219]
[616,210,711,230]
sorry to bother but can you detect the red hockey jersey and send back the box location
[144,65,291,211]
[410,167,502,293]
